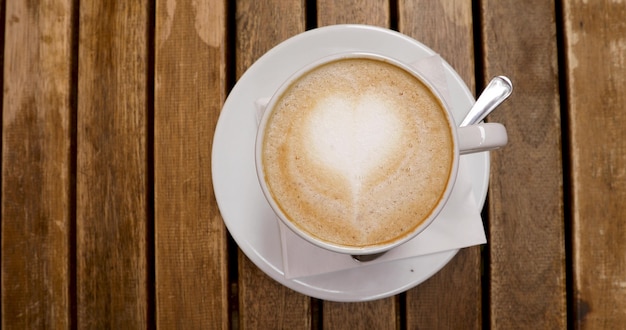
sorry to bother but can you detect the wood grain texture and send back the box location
[315,1,397,328]
[323,299,397,330]
[235,0,311,328]
[398,1,481,328]
[154,0,228,328]
[481,0,567,328]
[317,0,389,27]
[563,1,626,328]
[399,0,476,92]
[1,1,72,328]
[238,264,312,329]
[76,2,149,328]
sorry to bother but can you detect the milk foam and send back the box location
[306,94,403,192]
[262,58,454,248]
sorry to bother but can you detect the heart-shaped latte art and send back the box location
[305,94,403,189]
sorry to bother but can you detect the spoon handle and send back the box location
[460,76,512,127]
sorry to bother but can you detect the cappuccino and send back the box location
[261,57,454,248]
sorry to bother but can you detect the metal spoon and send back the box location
[352,253,386,262]
[459,76,512,127]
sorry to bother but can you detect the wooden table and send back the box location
[2,0,625,328]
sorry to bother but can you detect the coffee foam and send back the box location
[262,58,454,248]
[306,94,403,188]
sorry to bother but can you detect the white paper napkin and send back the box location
[256,55,487,280]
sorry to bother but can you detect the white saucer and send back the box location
[212,25,489,302]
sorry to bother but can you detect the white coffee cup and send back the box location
[255,52,507,255]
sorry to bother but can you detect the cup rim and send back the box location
[255,52,460,255]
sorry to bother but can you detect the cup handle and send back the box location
[457,123,508,155]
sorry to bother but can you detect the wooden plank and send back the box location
[1,1,72,328]
[317,0,389,27]
[238,264,312,329]
[154,0,228,328]
[76,2,149,328]
[563,1,626,328]
[399,0,476,90]
[481,0,567,328]
[315,1,398,328]
[398,1,481,328]
[323,300,397,330]
[235,1,311,328]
